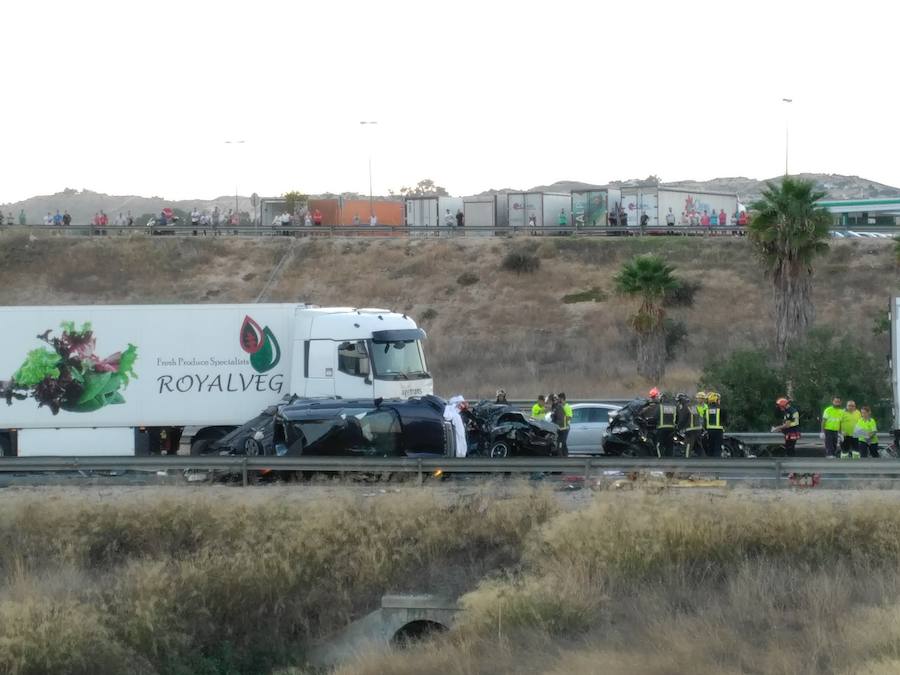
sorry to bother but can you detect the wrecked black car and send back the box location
[206,395,454,458]
[464,401,559,458]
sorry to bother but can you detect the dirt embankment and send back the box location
[0,231,896,396]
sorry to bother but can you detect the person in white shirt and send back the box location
[369,214,378,226]
[443,395,469,458]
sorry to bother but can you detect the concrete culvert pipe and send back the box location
[391,620,448,646]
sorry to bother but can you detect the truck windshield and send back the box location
[369,340,429,380]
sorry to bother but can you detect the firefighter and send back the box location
[638,388,661,454]
[693,391,709,455]
[676,393,704,458]
[773,397,801,457]
[656,392,677,457]
[704,391,726,457]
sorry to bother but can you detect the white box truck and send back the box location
[462,195,509,230]
[405,196,463,228]
[657,187,738,227]
[507,192,572,233]
[0,304,432,456]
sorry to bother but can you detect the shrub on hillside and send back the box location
[664,279,701,307]
[501,250,540,275]
[561,287,607,304]
[456,272,479,286]
[419,308,438,322]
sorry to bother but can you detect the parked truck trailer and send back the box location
[507,192,572,233]
[0,304,431,457]
[405,196,464,228]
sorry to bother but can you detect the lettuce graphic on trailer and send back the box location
[240,315,281,373]
[0,322,138,415]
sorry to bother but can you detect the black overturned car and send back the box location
[464,401,559,457]
[205,395,455,459]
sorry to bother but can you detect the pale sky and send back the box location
[4,0,899,203]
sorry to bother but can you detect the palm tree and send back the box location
[615,254,679,381]
[748,177,831,359]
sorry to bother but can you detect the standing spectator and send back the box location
[700,210,710,229]
[840,400,861,459]
[665,207,676,230]
[99,211,109,235]
[312,208,323,226]
[62,210,71,227]
[126,211,134,227]
[558,208,568,230]
[773,397,801,456]
[738,210,748,227]
[719,208,728,228]
[709,209,718,228]
[190,207,201,236]
[18,209,26,226]
[354,213,362,226]
[304,211,312,227]
[455,209,464,228]
[212,206,220,234]
[527,213,537,235]
[44,212,52,226]
[200,211,211,235]
[854,406,879,458]
[92,212,101,231]
[443,209,455,228]
[639,211,649,235]
[53,210,62,226]
[369,213,378,227]
[820,396,843,458]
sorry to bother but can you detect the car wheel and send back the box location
[490,441,511,458]
[244,437,262,456]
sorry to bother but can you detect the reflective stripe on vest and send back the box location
[684,406,703,432]
[706,406,723,430]
[658,404,676,428]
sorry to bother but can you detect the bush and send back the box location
[701,348,784,431]
[561,287,607,304]
[664,318,688,358]
[664,279,701,307]
[501,251,540,275]
[784,328,891,429]
[419,308,438,322]
[701,329,891,432]
[456,272,479,287]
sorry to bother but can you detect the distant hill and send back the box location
[529,174,900,204]
[0,189,256,226]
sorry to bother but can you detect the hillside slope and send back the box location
[0,232,895,397]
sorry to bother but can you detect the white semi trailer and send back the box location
[507,192,572,233]
[404,196,464,228]
[0,304,431,456]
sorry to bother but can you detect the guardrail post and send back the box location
[417,458,423,486]
[774,460,783,489]
[241,458,248,487]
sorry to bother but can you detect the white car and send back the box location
[565,403,621,455]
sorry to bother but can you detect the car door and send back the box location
[566,407,593,455]
[568,406,611,455]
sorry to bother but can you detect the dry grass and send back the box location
[337,491,900,675]
[0,486,559,674]
[0,232,894,397]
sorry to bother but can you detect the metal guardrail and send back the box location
[5,224,899,238]
[1,455,899,487]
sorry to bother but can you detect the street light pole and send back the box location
[359,121,378,219]
[781,98,792,176]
